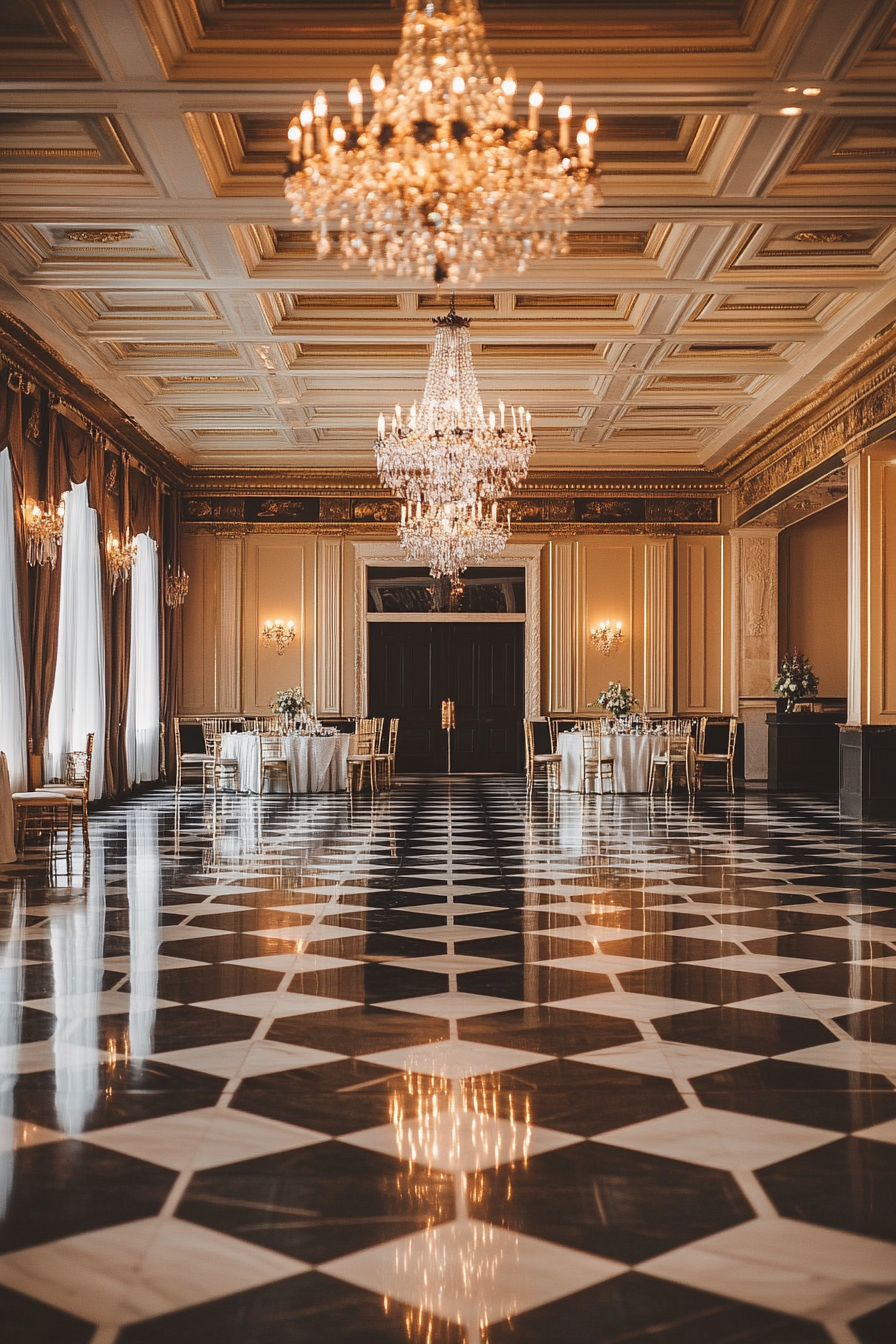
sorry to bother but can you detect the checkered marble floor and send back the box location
[0,779,895,1343]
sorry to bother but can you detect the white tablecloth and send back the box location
[0,753,15,863]
[558,732,694,794]
[220,734,351,794]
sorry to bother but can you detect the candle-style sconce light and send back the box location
[260,619,296,655]
[590,620,624,656]
[22,497,65,567]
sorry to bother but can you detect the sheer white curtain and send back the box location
[0,449,28,792]
[125,533,160,785]
[46,481,106,800]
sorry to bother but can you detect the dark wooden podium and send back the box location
[767,709,844,793]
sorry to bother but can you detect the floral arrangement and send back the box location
[589,682,638,718]
[773,650,819,709]
[270,686,312,718]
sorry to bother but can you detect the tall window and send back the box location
[0,449,27,792]
[126,533,160,785]
[46,481,106,800]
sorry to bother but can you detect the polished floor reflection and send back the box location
[1,780,895,1343]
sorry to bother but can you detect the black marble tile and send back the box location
[0,1142,174,1253]
[459,1005,641,1056]
[267,1004,449,1056]
[693,1057,896,1131]
[747,933,892,963]
[603,935,746,963]
[655,1005,837,1056]
[456,963,614,1003]
[485,1271,829,1344]
[852,1297,896,1344]
[13,1058,224,1132]
[234,1058,408,1135]
[99,1005,257,1053]
[289,963,450,1002]
[0,1283,95,1344]
[150,963,284,1003]
[469,1141,752,1262]
[492,1057,686,1136]
[718,909,848,933]
[759,1137,896,1242]
[617,965,779,1007]
[180,1141,454,1264]
[119,1271,464,1344]
[780,964,896,1001]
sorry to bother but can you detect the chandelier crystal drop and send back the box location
[284,0,601,286]
[22,498,65,568]
[106,530,138,593]
[399,499,511,579]
[375,300,533,509]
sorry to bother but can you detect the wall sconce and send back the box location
[590,620,624,656]
[165,565,190,608]
[22,497,65,567]
[106,529,138,592]
[261,619,296,655]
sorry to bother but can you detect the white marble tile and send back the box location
[538,952,670,974]
[384,924,507,943]
[192,991,355,1018]
[596,1106,837,1170]
[341,1112,578,1172]
[168,885,272,896]
[0,1117,64,1154]
[385,953,513,975]
[0,1217,305,1325]
[778,1040,896,1075]
[401,902,504,916]
[397,884,505,896]
[157,924,231,942]
[24,990,178,1017]
[248,924,365,944]
[653,902,762,914]
[811,922,896,943]
[549,991,711,1022]
[83,1106,326,1170]
[668,924,774,944]
[361,1038,550,1080]
[325,1219,623,1327]
[854,1117,896,1145]
[691,953,830,974]
[570,1040,762,1079]
[641,1217,896,1323]
[226,952,361,973]
[733,991,886,1020]
[150,1038,345,1078]
[93,954,207,973]
[163,903,252,916]
[377,991,530,1019]
[534,925,645,945]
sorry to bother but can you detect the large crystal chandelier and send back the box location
[374,297,533,577]
[284,0,600,286]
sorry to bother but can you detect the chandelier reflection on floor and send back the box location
[284,0,600,285]
[375,297,532,577]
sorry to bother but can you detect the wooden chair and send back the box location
[375,718,399,788]
[696,716,738,794]
[581,724,615,795]
[524,719,561,791]
[259,733,289,793]
[39,732,93,852]
[347,729,378,794]
[13,792,74,856]
[174,717,214,792]
[649,734,694,796]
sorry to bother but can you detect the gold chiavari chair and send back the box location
[375,718,400,788]
[696,716,738,794]
[13,791,75,856]
[174,716,215,792]
[38,732,93,852]
[347,729,377,794]
[260,733,289,792]
[201,724,240,793]
[523,719,560,791]
[581,721,615,795]
[649,734,694,796]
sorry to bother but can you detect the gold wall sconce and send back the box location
[261,619,296,655]
[22,497,65,567]
[590,620,624,656]
[106,529,138,592]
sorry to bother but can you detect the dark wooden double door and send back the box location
[369,622,524,773]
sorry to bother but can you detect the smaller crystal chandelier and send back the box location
[106,530,138,592]
[399,499,510,579]
[22,498,65,568]
[590,620,624,656]
[284,0,600,286]
[165,565,190,608]
[260,619,296,655]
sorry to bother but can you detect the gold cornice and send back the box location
[722,322,896,517]
[182,468,725,497]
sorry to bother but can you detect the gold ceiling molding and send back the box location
[726,324,896,518]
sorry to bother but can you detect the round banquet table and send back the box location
[0,752,15,864]
[220,733,351,794]
[558,731,694,794]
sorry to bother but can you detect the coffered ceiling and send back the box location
[0,0,894,475]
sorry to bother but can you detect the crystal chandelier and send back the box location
[106,530,138,593]
[22,498,64,568]
[399,498,511,578]
[284,0,600,286]
[375,298,533,508]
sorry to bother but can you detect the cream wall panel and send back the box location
[549,541,575,712]
[677,536,728,714]
[316,537,343,714]
[578,539,644,711]
[643,540,674,715]
[217,540,242,712]
[869,450,896,721]
[241,534,311,715]
[778,500,848,699]
[179,532,217,713]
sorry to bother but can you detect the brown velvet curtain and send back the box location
[99,448,131,798]
[128,460,163,786]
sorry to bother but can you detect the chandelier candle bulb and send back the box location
[558,98,572,149]
[348,79,364,126]
[528,82,544,132]
[370,64,386,95]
